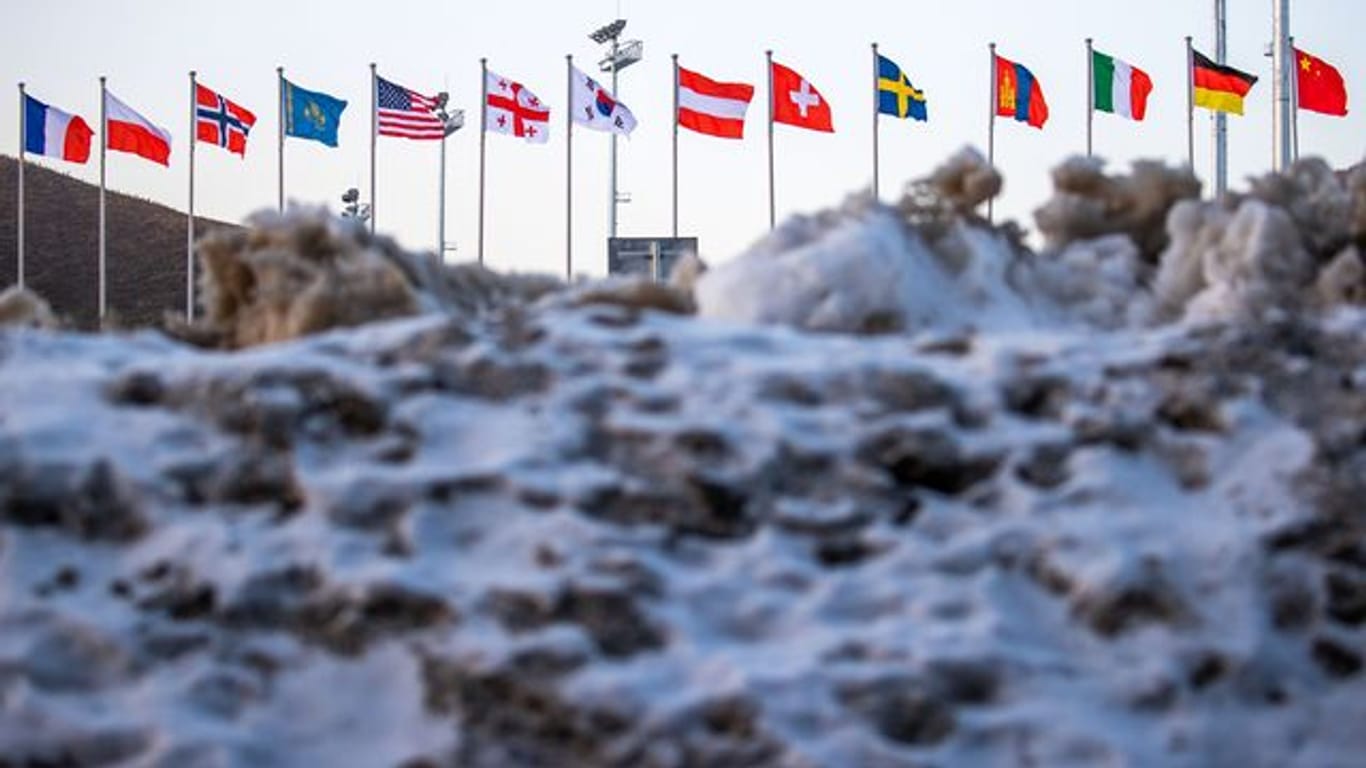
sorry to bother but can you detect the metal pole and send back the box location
[1186,37,1196,172]
[438,132,447,258]
[766,49,775,230]
[987,43,996,223]
[1086,38,1094,157]
[478,57,487,266]
[871,42,880,199]
[671,53,679,239]
[17,82,26,292]
[369,62,377,233]
[1290,36,1300,162]
[1214,0,1228,197]
[608,38,619,240]
[277,67,285,212]
[187,71,196,320]
[566,54,573,281]
[650,240,659,283]
[1272,0,1292,172]
[99,76,107,322]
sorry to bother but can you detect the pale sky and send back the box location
[3,1,1362,277]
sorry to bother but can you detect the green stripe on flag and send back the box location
[1092,50,1116,114]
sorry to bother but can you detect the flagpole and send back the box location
[439,127,447,257]
[1213,0,1228,197]
[671,53,679,239]
[99,75,107,322]
[277,66,285,212]
[987,43,996,224]
[1185,36,1195,173]
[478,57,487,266]
[1272,0,1292,172]
[871,42,880,199]
[17,82,25,292]
[1085,38,1094,158]
[369,62,377,233]
[187,70,197,320]
[766,49,775,230]
[565,54,573,281]
[1289,36,1300,162]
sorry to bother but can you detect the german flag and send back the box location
[1192,49,1258,115]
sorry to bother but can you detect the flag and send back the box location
[1092,50,1153,121]
[485,70,550,143]
[105,90,172,165]
[196,83,256,156]
[571,64,637,136]
[877,54,928,122]
[1294,47,1348,117]
[283,78,347,147]
[995,55,1049,128]
[677,66,754,139]
[376,75,447,140]
[1192,50,1258,116]
[771,61,834,132]
[23,94,93,164]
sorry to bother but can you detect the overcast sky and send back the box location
[3,0,1361,276]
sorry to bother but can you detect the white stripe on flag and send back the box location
[678,87,750,120]
[1112,60,1134,119]
[44,110,72,155]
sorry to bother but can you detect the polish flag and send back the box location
[677,66,754,139]
[105,90,172,166]
[770,61,834,133]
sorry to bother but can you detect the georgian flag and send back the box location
[570,64,637,136]
[485,70,550,144]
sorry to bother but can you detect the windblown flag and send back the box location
[485,70,550,144]
[196,84,256,156]
[877,54,928,122]
[1294,47,1348,116]
[376,76,447,140]
[995,55,1049,128]
[105,91,172,165]
[571,64,637,136]
[23,94,93,164]
[283,78,347,147]
[1192,50,1258,116]
[1092,50,1153,121]
[771,61,834,132]
[677,66,754,139]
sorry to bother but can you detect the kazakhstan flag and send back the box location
[877,55,928,122]
[282,78,347,147]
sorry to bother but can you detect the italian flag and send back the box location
[1092,50,1153,121]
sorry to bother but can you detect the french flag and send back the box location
[105,90,172,166]
[23,94,94,164]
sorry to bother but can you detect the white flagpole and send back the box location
[277,66,285,212]
[99,75,108,322]
[1272,0,1292,172]
[369,62,378,233]
[565,54,573,281]
[439,125,447,258]
[17,82,26,292]
[1213,0,1228,197]
[1086,38,1094,158]
[671,53,679,239]
[872,42,880,199]
[1290,36,1300,162]
[987,43,996,224]
[1185,37,1196,172]
[187,70,196,320]
[478,57,487,266]
[766,49,775,230]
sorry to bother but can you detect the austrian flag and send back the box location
[677,66,755,139]
[196,84,256,156]
[485,70,550,144]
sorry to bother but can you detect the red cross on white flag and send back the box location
[485,70,551,144]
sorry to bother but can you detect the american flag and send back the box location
[376,75,446,140]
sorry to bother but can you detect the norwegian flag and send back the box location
[196,84,255,156]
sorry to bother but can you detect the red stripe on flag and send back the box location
[107,119,170,165]
[678,107,746,139]
[678,67,754,102]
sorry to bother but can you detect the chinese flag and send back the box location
[1295,47,1348,116]
[770,61,834,132]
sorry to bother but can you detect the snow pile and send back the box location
[0,287,58,330]
[2,303,1364,766]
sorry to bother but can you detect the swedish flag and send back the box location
[877,55,928,122]
[282,78,347,147]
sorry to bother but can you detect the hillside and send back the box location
[0,155,238,329]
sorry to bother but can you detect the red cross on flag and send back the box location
[485,70,550,144]
[771,61,834,133]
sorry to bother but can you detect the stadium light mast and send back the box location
[590,18,643,241]
[1213,0,1229,197]
[433,92,465,260]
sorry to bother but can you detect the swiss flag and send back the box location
[771,61,833,132]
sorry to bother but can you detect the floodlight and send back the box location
[590,19,627,44]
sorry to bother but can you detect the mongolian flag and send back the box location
[995,54,1048,128]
